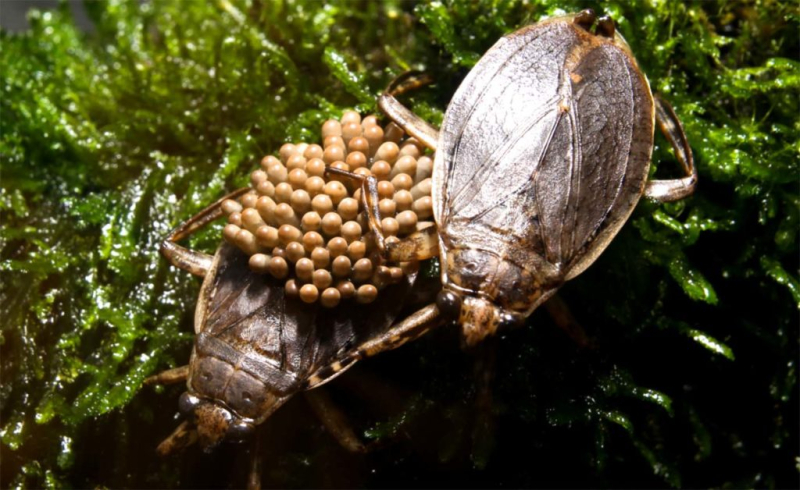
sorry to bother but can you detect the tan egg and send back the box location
[328,162,350,185]
[274,182,293,204]
[267,163,288,185]
[302,231,324,252]
[256,226,279,249]
[394,190,413,212]
[345,151,367,170]
[331,255,352,278]
[321,212,343,236]
[390,155,417,180]
[412,196,433,220]
[303,144,324,160]
[370,161,391,181]
[299,284,319,304]
[279,143,295,162]
[399,142,422,158]
[324,135,345,149]
[241,208,265,234]
[320,288,341,308]
[337,280,356,299]
[312,269,333,290]
[286,154,306,171]
[340,110,361,125]
[223,224,240,244]
[323,181,348,206]
[222,199,243,215]
[278,224,302,246]
[363,124,384,157]
[389,267,405,283]
[305,158,326,178]
[356,284,378,304]
[305,176,326,197]
[260,155,281,171]
[321,119,342,138]
[384,123,404,144]
[240,192,258,209]
[361,115,378,127]
[311,247,331,269]
[378,198,396,217]
[397,210,418,235]
[268,256,289,279]
[301,211,322,232]
[274,203,300,227]
[290,189,311,214]
[347,240,366,261]
[341,221,362,244]
[256,196,276,222]
[341,122,362,144]
[375,141,399,163]
[295,258,314,282]
[288,169,308,189]
[256,180,275,198]
[327,237,348,258]
[391,173,414,192]
[251,169,268,187]
[377,181,395,200]
[410,177,432,201]
[352,258,373,282]
[293,143,309,158]
[285,279,299,299]
[415,156,433,181]
[337,197,359,221]
[271,247,286,259]
[312,194,334,215]
[375,265,392,288]
[249,253,270,274]
[381,217,399,237]
[323,145,345,165]
[227,212,242,227]
[286,242,305,263]
[234,229,260,256]
[348,136,369,155]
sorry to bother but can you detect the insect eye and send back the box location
[436,290,462,321]
[178,392,201,414]
[227,420,254,441]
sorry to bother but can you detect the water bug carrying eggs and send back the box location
[221,111,435,307]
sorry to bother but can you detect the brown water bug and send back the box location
[148,190,440,468]
[334,10,697,348]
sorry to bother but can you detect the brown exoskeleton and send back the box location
[330,10,697,351]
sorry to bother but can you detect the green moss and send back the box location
[1,0,797,487]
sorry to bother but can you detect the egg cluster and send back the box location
[221,111,435,307]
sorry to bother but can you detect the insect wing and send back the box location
[434,20,653,275]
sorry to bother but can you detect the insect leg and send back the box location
[156,420,198,456]
[304,388,366,453]
[161,188,251,277]
[325,167,439,261]
[144,365,189,386]
[470,338,497,468]
[543,295,592,349]
[644,96,698,202]
[246,431,263,490]
[379,71,439,151]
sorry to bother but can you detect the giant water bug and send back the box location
[330,10,697,353]
[147,190,440,474]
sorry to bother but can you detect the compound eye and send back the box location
[436,290,462,321]
[178,392,201,414]
[226,420,254,441]
[497,311,522,331]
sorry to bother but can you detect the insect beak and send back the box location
[459,296,505,347]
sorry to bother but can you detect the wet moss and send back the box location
[1,0,797,487]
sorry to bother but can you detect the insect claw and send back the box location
[573,9,596,30]
[597,15,615,38]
